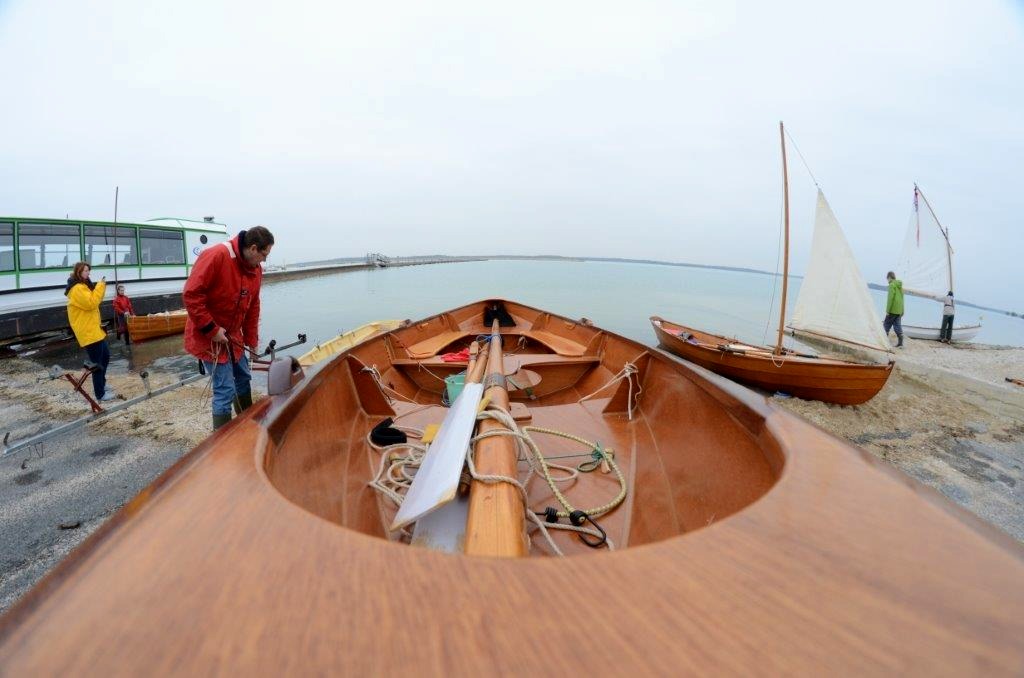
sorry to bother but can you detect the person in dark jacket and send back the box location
[883,271,905,348]
[939,291,955,343]
[183,227,274,430]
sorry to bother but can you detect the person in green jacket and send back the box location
[883,271,904,348]
[65,261,116,401]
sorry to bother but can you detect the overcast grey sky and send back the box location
[1,0,1021,308]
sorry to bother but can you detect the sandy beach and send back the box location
[2,336,1023,614]
[774,338,1024,540]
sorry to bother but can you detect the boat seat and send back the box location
[403,330,474,359]
[521,330,587,357]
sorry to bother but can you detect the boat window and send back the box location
[0,223,13,272]
[139,228,185,265]
[84,225,138,266]
[17,223,81,270]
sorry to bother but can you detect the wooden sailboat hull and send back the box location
[903,322,982,343]
[124,309,187,342]
[1,300,1021,674]
[652,316,893,405]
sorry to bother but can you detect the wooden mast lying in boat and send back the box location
[465,320,528,557]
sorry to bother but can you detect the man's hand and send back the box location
[212,327,229,345]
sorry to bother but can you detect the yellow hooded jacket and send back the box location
[66,280,107,346]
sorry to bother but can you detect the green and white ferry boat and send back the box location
[0,216,228,342]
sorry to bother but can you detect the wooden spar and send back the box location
[466,341,479,376]
[467,341,489,383]
[918,185,955,295]
[775,121,791,356]
[464,320,528,557]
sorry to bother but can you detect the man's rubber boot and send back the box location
[232,391,253,415]
[896,336,904,348]
[213,413,232,431]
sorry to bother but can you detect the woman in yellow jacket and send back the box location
[65,261,115,401]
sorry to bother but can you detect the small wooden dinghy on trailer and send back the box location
[1,299,1022,674]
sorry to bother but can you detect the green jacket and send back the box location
[886,279,904,316]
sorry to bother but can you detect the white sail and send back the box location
[895,185,952,299]
[789,190,892,352]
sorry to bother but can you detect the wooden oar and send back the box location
[391,341,488,532]
[465,321,528,557]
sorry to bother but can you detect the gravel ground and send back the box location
[0,349,260,615]
[774,337,1024,540]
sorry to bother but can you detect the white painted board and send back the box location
[390,382,483,531]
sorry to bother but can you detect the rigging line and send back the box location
[783,128,820,188]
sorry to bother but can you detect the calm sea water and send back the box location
[258,260,1024,353]
[34,259,1021,378]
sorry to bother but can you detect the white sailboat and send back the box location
[895,185,981,342]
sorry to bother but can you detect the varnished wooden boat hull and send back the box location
[125,310,187,342]
[1,300,1021,674]
[652,316,893,405]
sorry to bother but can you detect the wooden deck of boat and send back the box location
[1,300,1021,674]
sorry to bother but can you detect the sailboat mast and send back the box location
[775,121,790,356]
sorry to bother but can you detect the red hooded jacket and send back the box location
[112,293,134,332]
[182,232,263,363]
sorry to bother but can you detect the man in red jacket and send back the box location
[183,226,275,430]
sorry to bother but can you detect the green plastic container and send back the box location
[444,372,466,404]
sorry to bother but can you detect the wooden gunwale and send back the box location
[0,299,1021,674]
[652,316,893,405]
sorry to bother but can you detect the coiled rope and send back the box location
[365,404,626,555]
